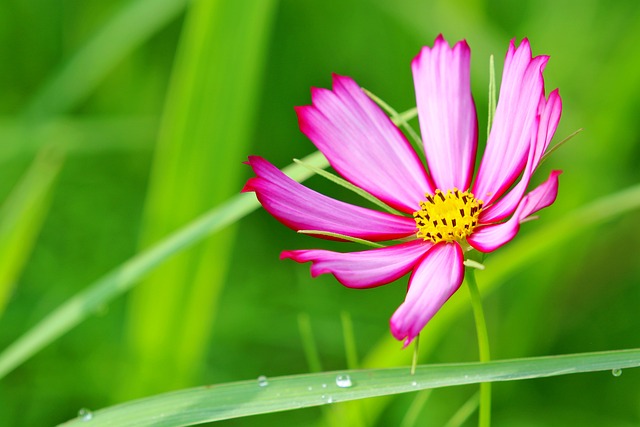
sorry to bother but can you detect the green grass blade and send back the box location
[0,147,64,315]
[0,117,156,161]
[539,128,583,165]
[363,88,424,155]
[58,348,640,426]
[487,54,496,137]
[0,150,328,380]
[341,311,359,370]
[23,0,189,118]
[443,392,479,427]
[297,313,323,373]
[123,0,278,395]
[400,390,432,427]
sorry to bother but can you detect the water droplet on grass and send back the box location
[257,375,269,387]
[321,383,327,388]
[326,396,334,403]
[411,380,417,387]
[335,374,352,388]
[612,369,622,377]
[78,408,93,421]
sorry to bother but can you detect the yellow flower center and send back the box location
[413,189,483,244]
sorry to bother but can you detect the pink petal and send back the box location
[480,90,562,223]
[473,39,550,206]
[390,242,464,347]
[412,35,478,191]
[281,240,432,289]
[243,156,416,241]
[296,74,433,213]
[468,170,561,252]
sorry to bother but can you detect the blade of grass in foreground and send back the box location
[58,348,640,426]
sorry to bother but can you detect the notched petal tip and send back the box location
[240,180,255,193]
[389,317,414,348]
[241,156,262,192]
[331,72,350,85]
[412,33,477,191]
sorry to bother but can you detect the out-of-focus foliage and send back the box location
[0,0,638,426]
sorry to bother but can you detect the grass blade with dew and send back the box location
[58,348,640,426]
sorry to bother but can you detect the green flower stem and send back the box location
[465,266,491,427]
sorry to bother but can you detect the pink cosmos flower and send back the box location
[243,36,562,346]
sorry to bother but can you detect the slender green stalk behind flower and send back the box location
[243,36,563,346]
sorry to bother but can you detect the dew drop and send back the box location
[612,368,622,377]
[335,374,352,388]
[78,408,93,422]
[257,375,269,387]
[321,383,327,388]
[307,386,313,391]
[411,380,417,387]
[326,396,334,403]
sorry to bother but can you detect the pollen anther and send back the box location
[413,189,483,244]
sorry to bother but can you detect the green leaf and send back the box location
[23,0,189,118]
[297,313,323,373]
[487,54,496,137]
[0,117,157,162]
[363,88,424,155]
[443,392,479,427]
[122,0,278,395]
[539,128,584,165]
[0,147,64,316]
[58,348,640,426]
[400,389,433,427]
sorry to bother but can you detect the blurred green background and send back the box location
[0,0,639,425]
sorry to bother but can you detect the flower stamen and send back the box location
[414,189,483,244]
